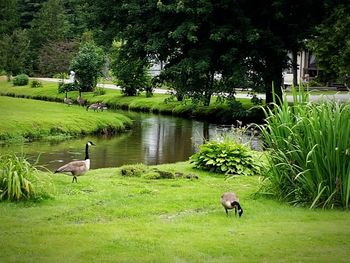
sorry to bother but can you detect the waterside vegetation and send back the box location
[260,87,350,208]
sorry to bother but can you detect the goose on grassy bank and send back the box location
[54,141,95,183]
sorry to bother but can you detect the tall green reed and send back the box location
[260,86,350,208]
[0,154,53,201]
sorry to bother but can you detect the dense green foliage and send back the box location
[190,134,260,177]
[308,5,350,85]
[0,29,30,79]
[30,79,43,88]
[0,0,348,104]
[0,154,52,201]
[12,74,29,86]
[260,87,350,208]
[91,0,338,104]
[70,42,105,92]
[110,41,152,96]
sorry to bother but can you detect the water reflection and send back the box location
[0,113,260,171]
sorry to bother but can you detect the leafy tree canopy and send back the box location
[70,42,105,92]
[308,4,350,85]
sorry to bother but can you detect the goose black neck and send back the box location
[85,143,89,160]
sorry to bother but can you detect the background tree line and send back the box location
[0,0,349,103]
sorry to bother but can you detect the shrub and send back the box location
[190,135,260,177]
[259,85,350,208]
[0,154,53,201]
[70,42,105,92]
[120,164,148,177]
[31,80,43,88]
[93,87,106,96]
[57,82,78,94]
[12,74,29,86]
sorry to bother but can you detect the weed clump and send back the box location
[120,164,148,177]
[0,154,53,201]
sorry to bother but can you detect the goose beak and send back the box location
[88,141,96,146]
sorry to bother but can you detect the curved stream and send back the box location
[0,112,260,171]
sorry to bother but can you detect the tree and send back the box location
[0,0,20,36]
[28,0,69,73]
[0,29,30,80]
[110,41,151,96]
[18,0,44,29]
[90,0,338,104]
[29,0,68,47]
[70,42,105,92]
[37,40,79,77]
[308,5,350,85]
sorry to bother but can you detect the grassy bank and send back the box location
[0,96,132,142]
[0,162,349,262]
[0,77,264,124]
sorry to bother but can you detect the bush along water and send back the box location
[190,128,261,177]
[0,154,53,201]
[259,85,350,209]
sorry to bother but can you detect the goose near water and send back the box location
[54,141,95,182]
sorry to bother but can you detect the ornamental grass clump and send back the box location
[190,131,261,177]
[0,154,53,201]
[260,86,350,208]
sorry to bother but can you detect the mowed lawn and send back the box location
[0,96,132,141]
[0,162,349,262]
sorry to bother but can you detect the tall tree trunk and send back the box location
[292,49,298,87]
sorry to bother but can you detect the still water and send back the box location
[0,113,260,171]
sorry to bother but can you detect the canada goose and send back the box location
[54,141,96,182]
[64,93,73,106]
[98,102,108,111]
[221,192,243,217]
[86,103,100,112]
[77,96,86,106]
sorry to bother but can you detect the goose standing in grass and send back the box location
[221,192,243,217]
[64,93,73,106]
[77,96,86,106]
[98,102,108,111]
[54,141,96,182]
[86,103,100,112]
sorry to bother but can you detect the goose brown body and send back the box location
[54,141,95,182]
[221,192,243,217]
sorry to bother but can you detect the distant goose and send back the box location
[64,95,73,106]
[221,192,243,217]
[86,103,100,112]
[54,141,96,183]
[86,102,107,112]
[98,102,108,111]
[77,96,86,106]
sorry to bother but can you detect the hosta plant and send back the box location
[190,138,261,177]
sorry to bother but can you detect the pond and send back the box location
[0,112,261,171]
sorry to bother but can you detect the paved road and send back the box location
[33,77,350,103]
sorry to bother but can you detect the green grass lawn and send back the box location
[0,162,349,262]
[0,77,259,124]
[0,96,132,141]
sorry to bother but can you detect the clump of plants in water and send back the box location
[190,128,261,177]
[0,154,53,201]
[259,86,350,209]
